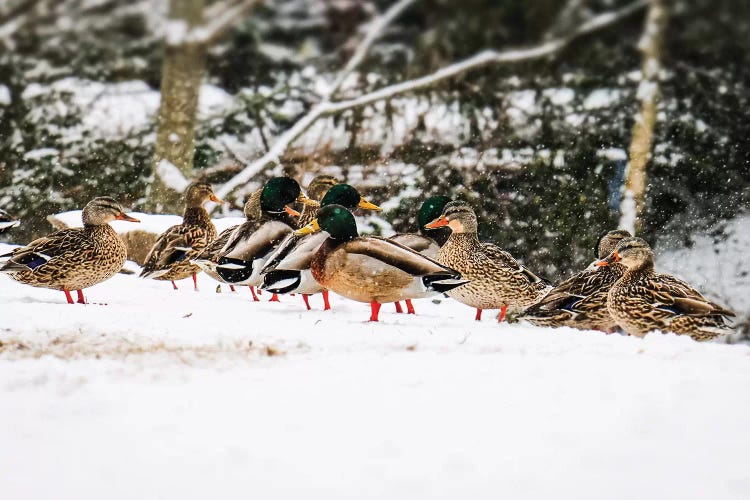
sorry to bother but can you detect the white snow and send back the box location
[618,189,637,235]
[1,238,749,499]
[156,158,190,192]
[23,147,59,160]
[583,88,622,110]
[49,210,244,235]
[0,84,10,106]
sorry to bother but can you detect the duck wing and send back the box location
[649,276,735,318]
[345,236,458,277]
[140,224,210,277]
[0,228,83,271]
[481,242,550,285]
[388,233,438,255]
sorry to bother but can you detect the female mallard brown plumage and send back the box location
[297,175,340,228]
[518,229,632,331]
[296,204,468,322]
[0,208,20,235]
[425,201,550,322]
[209,177,318,293]
[259,184,381,310]
[388,195,452,314]
[140,182,223,290]
[0,197,139,303]
[597,237,735,341]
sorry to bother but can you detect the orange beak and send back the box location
[209,194,225,204]
[284,205,301,217]
[425,215,449,229]
[595,250,620,267]
[116,212,140,223]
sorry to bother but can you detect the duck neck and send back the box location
[183,206,211,226]
[446,231,483,252]
[621,260,655,282]
[422,226,451,247]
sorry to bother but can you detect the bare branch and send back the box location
[216,0,648,201]
[329,0,417,98]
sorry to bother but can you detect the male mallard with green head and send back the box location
[425,201,550,322]
[209,177,318,293]
[518,229,631,331]
[140,182,224,290]
[296,204,468,322]
[597,237,735,341]
[260,183,381,310]
[388,195,452,314]
[0,197,139,303]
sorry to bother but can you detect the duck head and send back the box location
[418,195,451,241]
[593,229,632,259]
[306,175,340,201]
[185,182,224,208]
[82,197,140,226]
[321,184,381,211]
[261,177,318,217]
[295,204,358,241]
[596,237,654,270]
[424,201,477,234]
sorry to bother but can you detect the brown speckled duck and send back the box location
[0,197,139,304]
[518,229,632,331]
[296,204,468,322]
[297,175,340,228]
[140,182,223,290]
[597,237,735,341]
[425,201,550,322]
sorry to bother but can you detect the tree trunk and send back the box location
[145,0,207,213]
[619,0,668,235]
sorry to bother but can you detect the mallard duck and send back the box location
[295,204,468,322]
[209,177,318,292]
[0,208,20,234]
[259,183,382,310]
[425,201,550,322]
[0,197,139,303]
[388,195,452,314]
[517,229,632,331]
[192,190,262,298]
[140,182,223,290]
[597,237,734,341]
[298,175,340,227]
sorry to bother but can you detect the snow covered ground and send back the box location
[1,241,750,500]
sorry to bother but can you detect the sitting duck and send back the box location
[0,197,139,303]
[597,237,735,341]
[140,182,223,290]
[518,229,631,331]
[295,204,468,322]
[425,201,550,322]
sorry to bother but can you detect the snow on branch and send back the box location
[214,0,416,200]
[216,0,648,201]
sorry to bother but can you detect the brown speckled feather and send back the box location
[2,225,126,291]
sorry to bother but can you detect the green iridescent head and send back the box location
[321,184,381,211]
[418,195,451,243]
[296,204,359,241]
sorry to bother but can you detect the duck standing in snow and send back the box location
[0,197,139,304]
[207,177,318,296]
[597,237,735,341]
[0,208,20,234]
[388,195,452,314]
[518,229,631,331]
[140,182,223,290]
[259,183,381,310]
[425,201,550,322]
[296,204,468,322]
